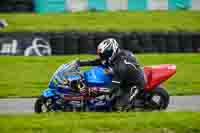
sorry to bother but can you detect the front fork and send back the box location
[42,88,65,111]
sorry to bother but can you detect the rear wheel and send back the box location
[146,87,169,110]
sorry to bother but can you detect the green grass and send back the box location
[0,54,200,97]
[0,11,200,32]
[0,112,200,133]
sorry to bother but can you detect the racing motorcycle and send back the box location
[34,60,176,113]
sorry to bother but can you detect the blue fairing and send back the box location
[42,88,56,97]
[66,75,81,81]
[83,66,112,87]
[41,63,114,111]
[43,87,72,97]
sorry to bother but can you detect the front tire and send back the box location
[34,96,51,113]
[146,87,169,110]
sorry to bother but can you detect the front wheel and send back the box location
[34,96,53,113]
[146,87,169,110]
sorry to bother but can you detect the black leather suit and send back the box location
[79,49,145,110]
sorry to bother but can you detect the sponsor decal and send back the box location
[24,38,51,56]
[0,39,18,55]
[0,37,52,56]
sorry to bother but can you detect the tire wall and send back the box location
[0,32,199,55]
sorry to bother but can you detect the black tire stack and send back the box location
[0,32,200,55]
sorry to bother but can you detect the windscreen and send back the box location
[63,61,80,78]
[52,60,80,82]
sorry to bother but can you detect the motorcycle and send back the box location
[34,60,176,113]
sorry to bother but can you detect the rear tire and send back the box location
[147,87,169,110]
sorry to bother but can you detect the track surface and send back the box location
[0,96,200,114]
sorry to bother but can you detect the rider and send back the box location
[78,38,145,111]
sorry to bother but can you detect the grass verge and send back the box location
[0,54,200,97]
[0,112,200,133]
[0,11,200,32]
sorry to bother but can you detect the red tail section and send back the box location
[144,64,176,91]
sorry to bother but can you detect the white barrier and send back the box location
[148,0,168,10]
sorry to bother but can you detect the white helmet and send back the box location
[97,38,119,60]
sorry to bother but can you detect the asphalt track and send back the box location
[0,96,200,114]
